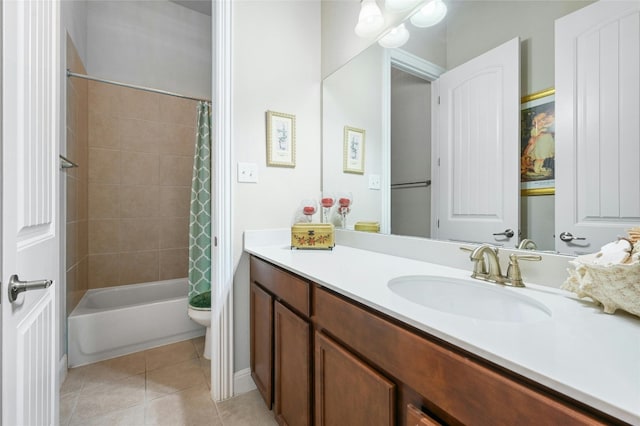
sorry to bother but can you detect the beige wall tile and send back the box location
[77,180,88,221]
[88,81,119,115]
[89,183,120,219]
[119,185,159,218]
[66,129,78,179]
[159,248,188,280]
[77,219,89,260]
[159,154,193,187]
[159,186,190,218]
[67,176,78,223]
[88,112,120,149]
[158,123,196,156]
[121,151,159,185]
[158,97,199,127]
[89,148,121,184]
[119,251,159,285]
[89,220,120,254]
[119,219,160,251]
[66,266,78,317]
[88,254,120,288]
[66,222,77,270]
[118,88,162,121]
[78,256,89,293]
[159,217,189,249]
[68,85,78,133]
[119,118,161,154]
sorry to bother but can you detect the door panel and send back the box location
[433,38,520,244]
[555,1,640,254]
[2,0,60,424]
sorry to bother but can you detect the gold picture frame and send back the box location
[266,110,296,167]
[343,126,365,174]
[520,88,555,196]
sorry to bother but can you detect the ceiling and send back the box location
[169,0,212,16]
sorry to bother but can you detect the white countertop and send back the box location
[244,230,640,424]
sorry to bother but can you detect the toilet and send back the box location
[188,291,211,360]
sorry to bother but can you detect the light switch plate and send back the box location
[238,162,258,183]
[368,174,381,190]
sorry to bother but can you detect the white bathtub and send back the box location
[68,278,204,367]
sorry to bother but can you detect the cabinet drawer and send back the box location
[315,331,395,426]
[313,285,606,425]
[250,256,310,317]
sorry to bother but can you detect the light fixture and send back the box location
[385,0,417,13]
[378,23,410,49]
[410,0,447,28]
[354,0,385,38]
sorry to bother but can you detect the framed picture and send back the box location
[343,126,365,174]
[520,88,555,196]
[266,110,296,167]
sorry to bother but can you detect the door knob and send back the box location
[492,229,515,238]
[559,232,586,242]
[8,274,52,303]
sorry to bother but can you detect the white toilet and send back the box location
[188,305,211,359]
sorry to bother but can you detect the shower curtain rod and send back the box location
[66,70,212,104]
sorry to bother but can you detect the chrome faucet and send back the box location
[468,244,507,284]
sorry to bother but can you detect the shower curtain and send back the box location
[188,102,212,307]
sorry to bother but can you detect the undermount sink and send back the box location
[388,275,551,323]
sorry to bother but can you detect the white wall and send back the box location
[323,44,384,227]
[446,1,593,98]
[62,0,87,64]
[233,0,322,373]
[86,1,211,98]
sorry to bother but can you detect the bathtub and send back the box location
[68,278,205,367]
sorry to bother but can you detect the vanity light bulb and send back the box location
[378,23,410,49]
[354,0,385,38]
[410,0,447,28]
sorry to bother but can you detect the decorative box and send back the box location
[354,221,380,233]
[291,223,335,250]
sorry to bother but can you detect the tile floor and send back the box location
[61,337,278,426]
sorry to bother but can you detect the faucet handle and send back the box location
[506,254,542,287]
[460,246,487,277]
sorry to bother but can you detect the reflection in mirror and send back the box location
[321,0,594,253]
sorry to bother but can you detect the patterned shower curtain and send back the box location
[188,102,212,306]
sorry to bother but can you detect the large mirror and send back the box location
[321,0,595,252]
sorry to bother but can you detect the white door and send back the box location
[432,38,520,245]
[555,1,640,255]
[2,0,61,424]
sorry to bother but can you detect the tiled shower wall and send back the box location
[86,79,197,288]
[66,35,89,315]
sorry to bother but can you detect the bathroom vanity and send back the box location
[245,230,639,426]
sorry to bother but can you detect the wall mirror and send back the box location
[321,0,597,253]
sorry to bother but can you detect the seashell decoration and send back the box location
[561,228,640,318]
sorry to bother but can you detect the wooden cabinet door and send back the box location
[250,282,273,408]
[274,301,311,425]
[406,404,441,426]
[315,331,395,426]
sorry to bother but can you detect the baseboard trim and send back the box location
[233,368,256,396]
